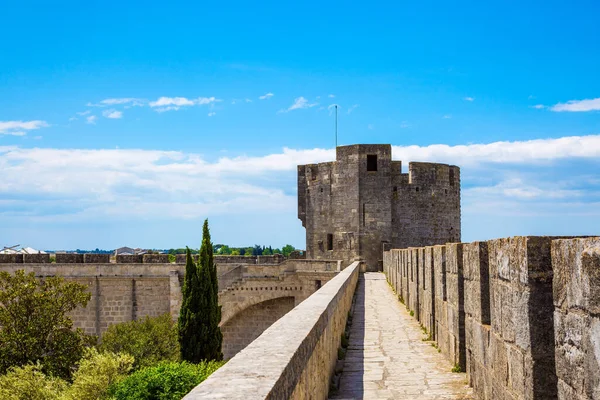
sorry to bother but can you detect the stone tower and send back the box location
[298,144,461,271]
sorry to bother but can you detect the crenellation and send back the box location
[299,144,461,272]
[384,235,600,400]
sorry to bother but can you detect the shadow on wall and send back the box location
[331,274,366,399]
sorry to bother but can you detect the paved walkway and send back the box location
[330,273,473,400]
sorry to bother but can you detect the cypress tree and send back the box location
[178,220,223,362]
[178,247,203,362]
[198,219,223,360]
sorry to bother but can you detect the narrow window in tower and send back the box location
[327,234,333,251]
[367,154,378,171]
[363,203,366,226]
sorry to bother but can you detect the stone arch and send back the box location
[221,296,295,359]
[219,287,303,327]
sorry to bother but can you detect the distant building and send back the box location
[0,245,46,254]
[114,247,148,256]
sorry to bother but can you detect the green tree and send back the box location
[62,348,133,400]
[178,219,223,362]
[0,270,95,379]
[177,248,203,363]
[107,361,223,400]
[230,249,240,255]
[262,247,272,256]
[99,314,179,371]
[0,364,66,400]
[282,244,296,257]
[196,219,223,361]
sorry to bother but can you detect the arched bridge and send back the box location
[217,260,339,359]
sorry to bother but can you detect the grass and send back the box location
[451,363,463,373]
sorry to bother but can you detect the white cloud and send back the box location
[528,95,536,100]
[328,94,335,98]
[100,98,144,106]
[87,98,145,107]
[0,135,599,228]
[148,96,219,110]
[208,112,216,117]
[102,110,123,119]
[245,98,252,103]
[550,98,600,112]
[86,115,98,124]
[390,135,600,165]
[443,115,452,119]
[77,110,91,116]
[154,106,180,113]
[531,104,546,109]
[282,97,319,112]
[259,93,274,100]
[347,104,359,114]
[464,97,475,102]
[0,120,49,136]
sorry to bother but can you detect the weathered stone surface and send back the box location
[142,254,169,263]
[552,237,600,400]
[332,273,473,399]
[55,253,84,263]
[299,144,460,271]
[0,259,338,359]
[183,262,360,400]
[116,254,143,264]
[23,253,50,263]
[83,253,110,263]
[0,254,23,263]
[384,235,600,400]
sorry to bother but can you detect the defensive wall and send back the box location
[184,261,360,399]
[383,235,600,400]
[0,254,340,359]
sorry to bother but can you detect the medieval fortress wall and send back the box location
[384,236,600,400]
[0,254,339,359]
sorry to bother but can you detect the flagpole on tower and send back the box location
[335,105,338,148]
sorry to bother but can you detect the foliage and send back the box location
[167,254,176,263]
[281,244,296,257]
[49,256,56,263]
[62,348,133,400]
[0,364,67,400]
[98,314,179,371]
[0,270,95,379]
[107,360,224,400]
[178,219,223,362]
[451,363,463,373]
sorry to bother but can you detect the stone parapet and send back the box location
[55,253,84,263]
[0,254,23,263]
[84,254,110,263]
[23,253,50,263]
[383,235,600,400]
[184,261,360,400]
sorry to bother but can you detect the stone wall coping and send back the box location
[183,261,360,400]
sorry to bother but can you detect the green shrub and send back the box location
[99,314,178,370]
[62,348,133,400]
[409,310,414,317]
[0,364,67,400]
[108,360,224,400]
[451,363,463,373]
[340,332,349,348]
[168,254,176,263]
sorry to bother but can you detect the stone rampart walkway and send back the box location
[330,273,473,400]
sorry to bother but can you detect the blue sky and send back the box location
[1,0,599,250]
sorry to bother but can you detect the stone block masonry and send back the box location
[383,235,600,400]
[299,144,460,272]
[184,261,360,399]
[0,258,339,359]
